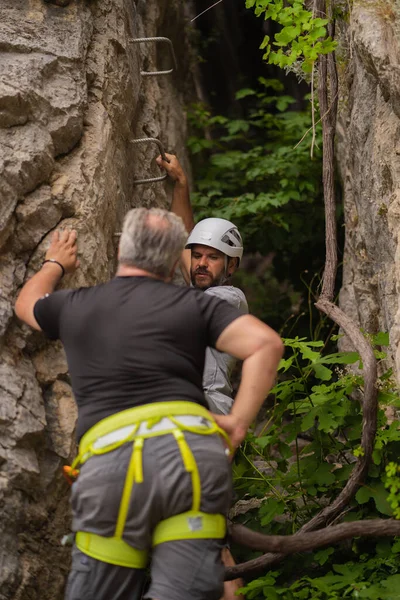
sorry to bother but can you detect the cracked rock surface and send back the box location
[0,1,193,597]
[337,2,400,374]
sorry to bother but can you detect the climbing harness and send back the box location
[69,401,232,568]
[129,37,177,77]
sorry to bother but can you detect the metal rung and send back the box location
[129,37,177,77]
[131,137,170,185]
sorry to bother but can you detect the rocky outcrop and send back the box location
[0,1,193,597]
[337,1,400,372]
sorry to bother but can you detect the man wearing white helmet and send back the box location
[157,154,248,416]
[157,154,248,600]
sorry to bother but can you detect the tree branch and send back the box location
[225,520,400,579]
[224,0,380,580]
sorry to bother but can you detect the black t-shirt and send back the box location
[33,276,243,439]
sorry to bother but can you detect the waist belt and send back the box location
[71,401,230,569]
[91,415,213,451]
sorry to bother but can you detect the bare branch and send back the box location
[225,520,400,579]
[225,0,380,580]
[306,0,377,532]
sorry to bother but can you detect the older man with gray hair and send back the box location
[15,207,283,600]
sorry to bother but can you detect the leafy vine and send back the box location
[246,0,337,71]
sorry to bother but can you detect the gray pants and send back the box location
[66,432,232,600]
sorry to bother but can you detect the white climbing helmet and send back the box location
[186,218,243,263]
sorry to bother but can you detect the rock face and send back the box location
[337,2,400,371]
[0,1,193,597]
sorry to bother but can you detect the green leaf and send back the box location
[259,35,270,50]
[262,588,279,599]
[235,88,257,100]
[277,441,292,460]
[312,18,330,28]
[308,26,327,41]
[278,356,294,372]
[313,463,336,486]
[356,486,372,505]
[314,547,334,566]
[301,408,317,432]
[226,119,250,135]
[381,574,400,591]
[371,483,393,516]
[274,25,301,46]
[276,95,295,112]
[356,484,393,515]
[312,363,333,381]
[372,332,389,346]
[259,498,286,525]
[255,435,274,449]
[318,352,359,365]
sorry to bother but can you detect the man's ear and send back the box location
[227,257,238,277]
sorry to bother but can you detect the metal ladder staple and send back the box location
[131,137,170,184]
[113,139,170,236]
[129,37,177,77]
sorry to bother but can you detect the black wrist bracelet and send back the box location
[42,259,66,278]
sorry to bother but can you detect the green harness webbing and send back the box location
[74,401,229,568]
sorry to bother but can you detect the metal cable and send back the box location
[131,137,170,185]
[129,37,177,76]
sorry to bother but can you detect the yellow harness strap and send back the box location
[153,511,226,546]
[74,401,233,468]
[114,438,144,538]
[173,429,201,511]
[73,401,228,568]
[75,531,148,569]
[75,509,226,569]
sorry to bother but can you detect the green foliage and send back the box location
[240,561,400,599]
[385,463,400,519]
[245,0,337,72]
[187,78,325,279]
[231,333,400,599]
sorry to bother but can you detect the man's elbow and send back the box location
[14,297,40,331]
[14,296,25,322]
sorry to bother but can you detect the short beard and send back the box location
[190,269,227,290]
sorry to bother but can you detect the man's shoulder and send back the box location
[204,285,248,312]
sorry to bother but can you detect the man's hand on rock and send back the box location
[156,153,187,186]
[44,229,80,277]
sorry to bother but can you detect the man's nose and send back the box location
[199,256,209,266]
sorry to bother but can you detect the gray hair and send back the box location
[118,208,188,278]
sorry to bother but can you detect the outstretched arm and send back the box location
[214,315,284,449]
[156,153,194,233]
[15,229,80,330]
[157,153,193,282]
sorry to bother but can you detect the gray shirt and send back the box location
[203,286,248,415]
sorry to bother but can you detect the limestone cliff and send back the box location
[337,1,400,372]
[0,1,193,597]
